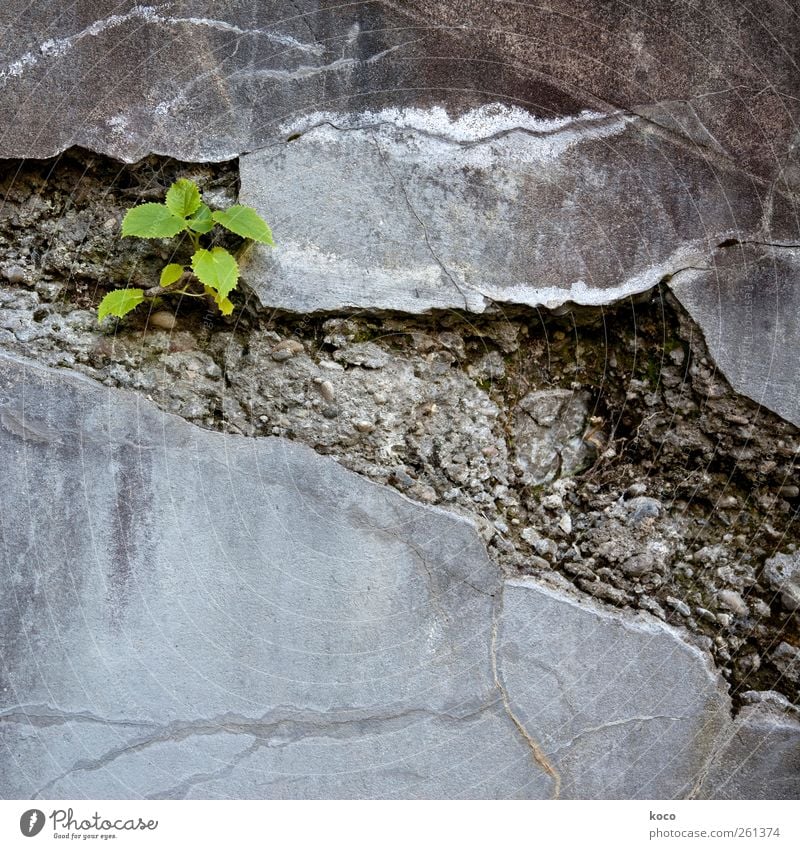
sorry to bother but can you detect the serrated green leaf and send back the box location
[212,205,275,245]
[165,178,202,218]
[97,288,145,322]
[204,286,235,316]
[191,247,239,298]
[122,203,187,238]
[186,203,214,234]
[160,263,185,287]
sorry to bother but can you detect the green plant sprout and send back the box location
[97,178,274,322]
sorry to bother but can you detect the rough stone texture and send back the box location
[762,552,800,613]
[240,110,781,313]
[2,1,799,186]
[2,2,799,426]
[0,150,797,706]
[669,244,800,428]
[498,579,731,799]
[512,388,592,486]
[696,692,800,800]
[2,1,800,800]
[2,354,794,799]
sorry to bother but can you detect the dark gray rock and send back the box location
[696,692,800,800]
[2,0,799,186]
[394,1,800,187]
[669,245,800,428]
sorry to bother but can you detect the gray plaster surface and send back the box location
[2,0,799,185]
[695,693,800,800]
[498,578,732,799]
[0,352,544,799]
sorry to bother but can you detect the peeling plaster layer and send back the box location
[2,352,797,798]
[498,579,732,800]
[2,0,800,179]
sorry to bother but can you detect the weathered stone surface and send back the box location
[0,352,548,800]
[762,552,800,612]
[669,245,800,428]
[3,2,800,429]
[696,692,800,800]
[240,108,773,313]
[512,388,591,486]
[497,578,732,799]
[1,355,798,799]
[2,1,799,185]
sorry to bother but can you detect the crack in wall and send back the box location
[0,705,159,731]
[144,739,262,800]
[275,110,629,154]
[0,5,326,80]
[489,596,562,799]
[549,714,691,756]
[28,703,498,798]
[369,130,472,310]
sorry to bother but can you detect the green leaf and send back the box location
[186,203,214,234]
[165,178,202,218]
[122,203,187,238]
[97,288,146,322]
[204,286,234,316]
[191,247,239,298]
[160,263,185,287]
[212,205,275,245]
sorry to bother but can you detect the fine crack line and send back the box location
[145,739,262,800]
[369,130,472,310]
[30,705,495,798]
[273,111,628,155]
[719,238,800,250]
[490,599,561,799]
[687,718,741,800]
[0,5,325,79]
[227,41,415,84]
[0,705,158,731]
[549,715,691,755]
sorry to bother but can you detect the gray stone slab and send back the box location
[2,1,799,185]
[695,692,800,800]
[497,578,732,799]
[669,244,800,428]
[0,352,551,799]
[240,109,767,313]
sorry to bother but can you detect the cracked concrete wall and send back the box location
[2,1,799,420]
[2,353,796,799]
[239,108,780,313]
[1,1,800,800]
[3,0,799,184]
